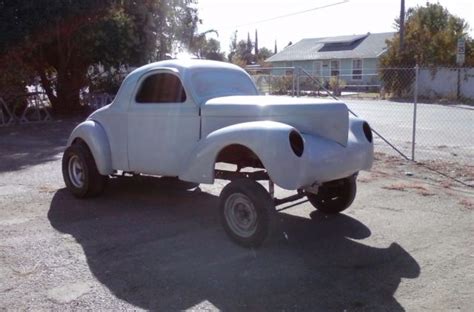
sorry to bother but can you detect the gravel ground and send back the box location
[0,120,473,311]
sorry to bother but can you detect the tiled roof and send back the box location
[266,32,395,62]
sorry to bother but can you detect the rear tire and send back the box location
[219,179,275,248]
[62,142,107,198]
[307,175,357,214]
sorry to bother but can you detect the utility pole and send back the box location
[399,0,405,53]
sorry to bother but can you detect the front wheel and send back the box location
[219,179,275,248]
[307,175,357,214]
[62,142,107,198]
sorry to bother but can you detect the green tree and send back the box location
[254,29,259,56]
[197,38,226,61]
[246,32,253,54]
[381,3,473,67]
[228,31,238,62]
[257,47,274,65]
[380,3,473,96]
[227,30,274,67]
[0,57,33,115]
[0,0,199,115]
[231,39,254,66]
[189,30,225,61]
[228,30,256,66]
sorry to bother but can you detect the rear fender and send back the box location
[66,120,113,175]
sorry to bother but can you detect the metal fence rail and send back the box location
[0,93,53,126]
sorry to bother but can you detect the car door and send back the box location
[127,69,200,176]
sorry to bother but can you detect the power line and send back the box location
[235,0,350,28]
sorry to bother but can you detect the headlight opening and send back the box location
[289,130,304,157]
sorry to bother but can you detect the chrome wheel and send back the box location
[224,193,258,238]
[68,155,85,188]
[62,143,106,198]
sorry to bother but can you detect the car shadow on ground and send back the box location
[0,120,78,173]
[48,176,420,311]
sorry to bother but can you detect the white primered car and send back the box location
[62,59,374,247]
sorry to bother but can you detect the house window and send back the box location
[135,73,186,103]
[330,60,339,76]
[313,61,321,76]
[352,59,363,80]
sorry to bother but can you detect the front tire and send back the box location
[307,175,357,214]
[62,142,107,198]
[219,179,275,248]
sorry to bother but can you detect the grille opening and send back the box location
[363,122,373,143]
[289,130,304,157]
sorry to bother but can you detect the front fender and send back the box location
[66,120,113,175]
[179,120,304,189]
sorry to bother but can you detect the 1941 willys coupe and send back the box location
[62,59,374,247]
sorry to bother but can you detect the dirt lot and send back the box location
[0,121,473,311]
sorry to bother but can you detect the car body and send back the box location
[63,59,374,247]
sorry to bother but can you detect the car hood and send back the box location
[202,95,349,146]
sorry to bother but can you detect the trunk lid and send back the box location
[202,95,349,146]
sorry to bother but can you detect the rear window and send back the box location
[135,73,186,103]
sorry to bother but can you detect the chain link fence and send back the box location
[246,65,474,182]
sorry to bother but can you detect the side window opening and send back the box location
[135,73,186,103]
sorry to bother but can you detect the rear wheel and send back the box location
[307,175,357,214]
[62,142,107,198]
[219,179,275,248]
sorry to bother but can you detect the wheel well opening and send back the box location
[71,138,86,146]
[70,138,94,156]
[215,144,264,170]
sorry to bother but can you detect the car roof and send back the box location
[109,59,253,109]
[127,59,245,79]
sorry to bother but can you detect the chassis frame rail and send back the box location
[215,169,309,207]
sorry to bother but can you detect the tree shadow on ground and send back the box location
[0,120,79,173]
[48,176,420,311]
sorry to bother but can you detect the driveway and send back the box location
[0,121,473,311]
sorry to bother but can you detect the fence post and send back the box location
[269,70,272,95]
[296,67,300,97]
[411,64,419,161]
[457,68,461,100]
[292,67,296,97]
